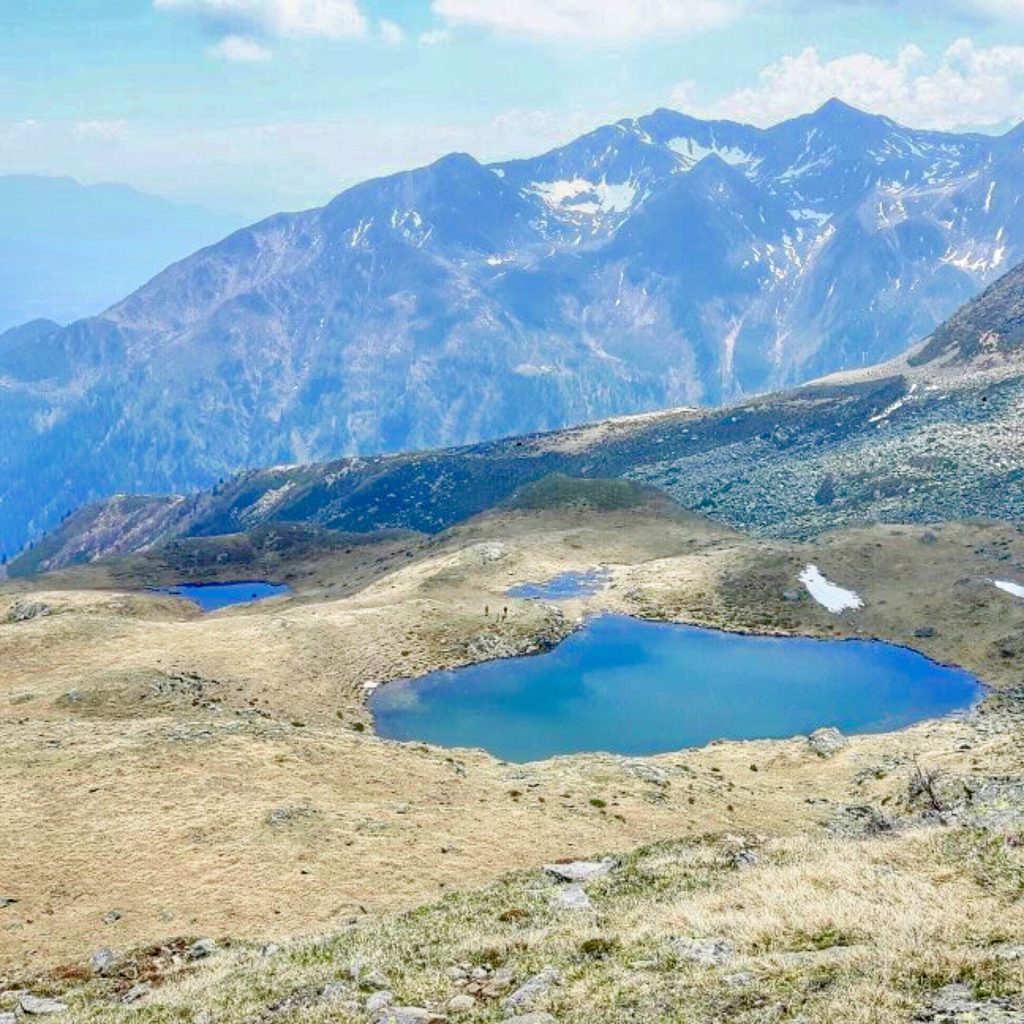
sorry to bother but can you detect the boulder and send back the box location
[807,727,849,758]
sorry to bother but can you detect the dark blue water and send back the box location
[507,568,613,600]
[370,615,982,762]
[155,581,291,612]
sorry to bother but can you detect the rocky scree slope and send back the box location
[14,257,1024,577]
[4,100,1024,555]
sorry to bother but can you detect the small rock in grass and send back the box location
[20,996,68,1015]
[122,984,151,1004]
[1,1012,17,1024]
[89,947,120,974]
[543,859,615,883]
[498,1015,557,1024]
[916,983,1022,1022]
[366,990,394,1013]
[550,884,592,911]
[807,727,849,758]
[373,1008,445,1024]
[188,938,217,960]
[447,994,476,1012]
[504,967,561,1010]
[914,626,938,639]
[670,936,736,966]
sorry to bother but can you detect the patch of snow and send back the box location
[669,136,756,171]
[530,177,637,216]
[799,565,864,614]
[994,580,1024,599]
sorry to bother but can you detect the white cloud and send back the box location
[153,0,368,39]
[959,0,1024,20]
[208,33,273,59]
[378,19,405,45]
[431,0,740,41]
[418,27,453,46]
[674,38,1024,130]
[72,120,129,142]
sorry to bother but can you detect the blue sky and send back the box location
[2,1,1023,217]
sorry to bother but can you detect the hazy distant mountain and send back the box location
[3,100,1024,556]
[0,175,239,331]
[17,255,1024,576]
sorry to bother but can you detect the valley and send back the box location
[2,491,1023,1021]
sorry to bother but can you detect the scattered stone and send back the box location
[446,994,476,1012]
[670,936,736,966]
[363,969,390,990]
[498,1015,556,1024]
[188,938,217,960]
[122,984,151,1004]
[0,897,18,909]
[915,983,1023,1022]
[261,943,281,958]
[543,858,616,883]
[89,947,120,974]
[782,589,802,602]
[101,910,122,925]
[807,727,849,758]
[914,626,938,639]
[20,996,68,1016]
[366,990,394,1013]
[1,1012,17,1024]
[503,967,560,1010]
[550,884,592,911]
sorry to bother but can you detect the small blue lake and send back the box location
[370,615,982,762]
[155,581,291,612]
[507,568,612,600]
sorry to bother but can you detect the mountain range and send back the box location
[3,99,1024,558]
[15,252,1024,577]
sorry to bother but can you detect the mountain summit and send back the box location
[3,103,1024,556]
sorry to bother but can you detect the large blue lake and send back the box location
[155,581,291,612]
[370,615,982,762]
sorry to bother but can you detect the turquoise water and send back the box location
[370,615,982,762]
[507,568,612,600]
[155,581,291,612]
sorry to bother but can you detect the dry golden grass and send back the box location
[1,507,1022,1017]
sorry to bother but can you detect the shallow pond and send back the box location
[371,614,982,762]
[507,568,612,600]
[155,581,291,612]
